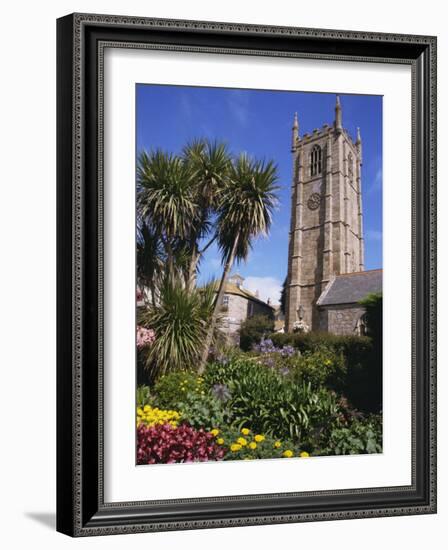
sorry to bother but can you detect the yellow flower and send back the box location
[210,428,220,437]
[254,434,265,443]
[237,437,248,446]
[230,443,242,452]
[274,441,282,448]
[282,450,294,458]
[136,405,180,428]
[241,428,250,436]
[249,442,257,450]
[217,438,224,445]
[300,451,310,458]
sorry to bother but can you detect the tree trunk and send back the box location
[162,237,175,280]
[150,285,157,307]
[198,232,240,373]
[186,234,217,293]
[186,250,199,293]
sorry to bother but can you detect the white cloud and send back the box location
[208,257,221,269]
[368,168,382,195]
[366,229,382,241]
[243,276,282,305]
[226,90,250,127]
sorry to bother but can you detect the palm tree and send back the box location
[136,219,164,305]
[198,154,279,371]
[137,142,231,292]
[140,279,223,381]
[137,150,199,278]
[182,140,232,290]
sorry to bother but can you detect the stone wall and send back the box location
[318,304,365,335]
[220,294,273,343]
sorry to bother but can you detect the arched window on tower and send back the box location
[348,152,354,184]
[310,145,322,176]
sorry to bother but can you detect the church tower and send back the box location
[285,96,365,332]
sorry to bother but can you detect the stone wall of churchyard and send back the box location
[319,304,365,335]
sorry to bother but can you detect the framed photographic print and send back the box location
[56,13,437,536]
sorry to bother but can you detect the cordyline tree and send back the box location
[198,154,279,371]
[136,138,279,377]
[137,140,231,290]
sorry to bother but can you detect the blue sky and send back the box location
[136,84,382,304]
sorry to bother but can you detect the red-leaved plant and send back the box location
[137,423,225,464]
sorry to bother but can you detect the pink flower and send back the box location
[136,326,155,349]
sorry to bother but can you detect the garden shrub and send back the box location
[203,355,261,389]
[217,361,341,447]
[270,331,381,413]
[291,348,347,392]
[239,314,275,351]
[270,331,372,357]
[359,292,382,342]
[318,414,382,456]
[137,423,225,464]
[153,371,204,408]
[136,385,153,408]
[153,370,229,431]
[174,393,228,432]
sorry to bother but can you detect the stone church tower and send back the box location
[285,96,365,332]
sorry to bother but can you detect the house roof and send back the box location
[212,281,275,309]
[316,269,382,307]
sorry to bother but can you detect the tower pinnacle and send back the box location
[334,95,342,133]
[291,112,299,152]
[356,127,362,162]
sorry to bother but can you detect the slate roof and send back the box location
[317,269,382,307]
[212,282,275,309]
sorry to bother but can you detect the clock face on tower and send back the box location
[307,192,321,210]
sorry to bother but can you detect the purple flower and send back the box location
[257,338,279,354]
[281,345,295,358]
[280,366,290,376]
[214,354,229,365]
[263,357,276,369]
[212,383,231,402]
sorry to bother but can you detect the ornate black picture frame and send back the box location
[56,13,437,536]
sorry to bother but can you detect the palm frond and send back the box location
[137,150,199,241]
[140,280,224,380]
[217,153,279,261]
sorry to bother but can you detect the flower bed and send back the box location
[136,345,382,464]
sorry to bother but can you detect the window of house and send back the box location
[222,294,229,307]
[248,302,254,317]
[310,145,322,176]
